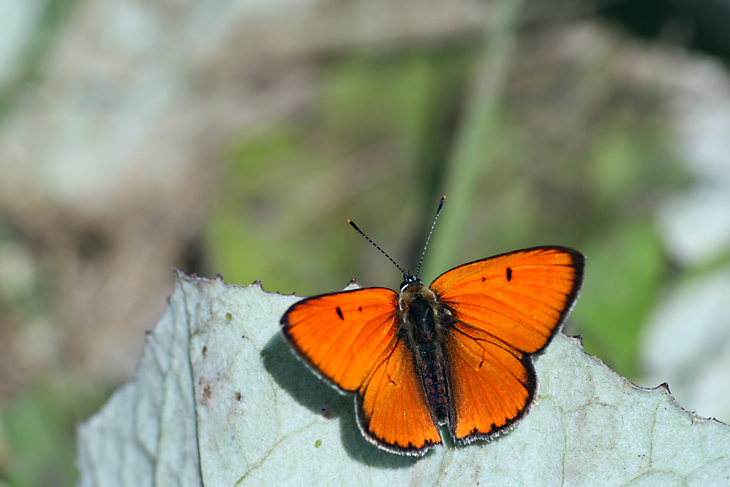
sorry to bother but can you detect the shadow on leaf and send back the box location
[262,332,420,467]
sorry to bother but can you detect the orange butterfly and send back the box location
[281,198,584,456]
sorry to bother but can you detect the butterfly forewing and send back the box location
[431,246,584,354]
[281,288,400,391]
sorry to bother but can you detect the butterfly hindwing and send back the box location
[445,324,535,442]
[356,336,442,455]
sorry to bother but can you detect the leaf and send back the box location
[77,272,730,486]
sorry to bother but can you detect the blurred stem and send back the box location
[421,0,524,281]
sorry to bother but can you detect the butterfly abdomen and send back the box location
[399,281,453,426]
[416,343,449,425]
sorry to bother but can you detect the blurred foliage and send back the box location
[206,48,476,295]
[599,0,730,62]
[573,221,665,378]
[0,0,79,121]
[0,378,106,487]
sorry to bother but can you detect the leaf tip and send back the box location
[250,279,264,289]
[344,279,361,290]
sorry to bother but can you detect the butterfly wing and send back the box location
[430,246,584,443]
[356,333,442,454]
[444,327,536,443]
[281,288,441,455]
[282,288,399,391]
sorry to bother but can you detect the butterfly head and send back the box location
[399,274,422,293]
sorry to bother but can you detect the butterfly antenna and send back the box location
[415,196,446,278]
[348,219,407,278]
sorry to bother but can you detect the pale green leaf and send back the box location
[77,272,730,486]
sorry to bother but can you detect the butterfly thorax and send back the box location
[397,279,454,426]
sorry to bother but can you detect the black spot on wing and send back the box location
[506,267,512,281]
[336,307,344,320]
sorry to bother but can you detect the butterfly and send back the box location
[280,197,584,456]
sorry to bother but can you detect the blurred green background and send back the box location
[2,0,730,485]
